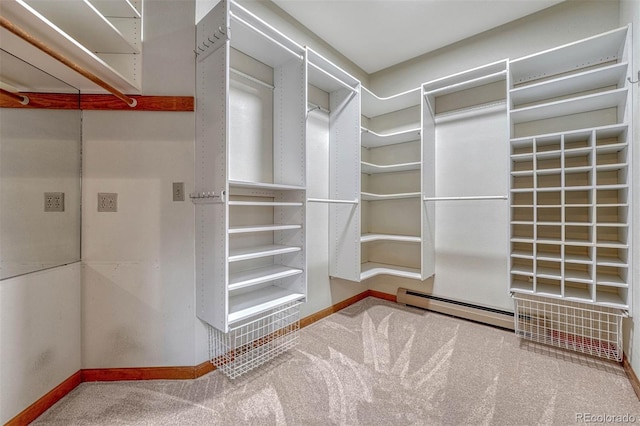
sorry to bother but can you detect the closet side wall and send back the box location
[366,0,622,300]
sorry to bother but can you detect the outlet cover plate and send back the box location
[44,192,65,212]
[98,193,117,212]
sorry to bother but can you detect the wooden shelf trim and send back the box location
[0,93,195,111]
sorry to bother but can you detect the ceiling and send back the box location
[272,0,566,74]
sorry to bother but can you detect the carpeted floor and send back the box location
[33,297,640,425]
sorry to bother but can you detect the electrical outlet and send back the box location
[98,193,118,212]
[173,182,185,202]
[44,192,65,212]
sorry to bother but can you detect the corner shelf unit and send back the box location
[359,85,431,282]
[195,0,307,334]
[508,26,632,311]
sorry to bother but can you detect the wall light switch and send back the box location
[173,182,185,201]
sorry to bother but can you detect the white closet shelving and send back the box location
[359,85,430,281]
[195,0,307,333]
[508,26,632,310]
[306,48,362,282]
[0,0,141,93]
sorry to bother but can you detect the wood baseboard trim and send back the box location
[194,360,217,378]
[299,290,370,328]
[5,370,82,426]
[623,355,640,401]
[82,366,200,382]
[368,289,397,302]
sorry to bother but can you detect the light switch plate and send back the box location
[173,182,185,201]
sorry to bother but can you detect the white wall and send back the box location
[0,263,81,424]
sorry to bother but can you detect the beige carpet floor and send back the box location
[33,297,640,425]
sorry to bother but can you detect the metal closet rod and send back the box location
[423,195,508,201]
[230,68,274,89]
[0,16,136,107]
[307,198,358,204]
[0,87,29,105]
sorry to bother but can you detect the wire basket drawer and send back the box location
[209,300,301,379]
[513,294,625,362]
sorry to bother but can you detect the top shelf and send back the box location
[307,48,359,94]
[0,0,141,93]
[228,1,305,69]
[360,86,421,118]
[510,26,629,85]
[89,0,141,18]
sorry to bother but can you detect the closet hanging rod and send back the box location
[230,68,274,89]
[0,17,137,108]
[307,198,358,204]
[307,102,330,114]
[423,195,508,201]
[308,62,358,94]
[0,87,29,105]
[423,70,507,97]
[230,12,303,61]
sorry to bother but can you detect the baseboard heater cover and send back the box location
[397,288,515,330]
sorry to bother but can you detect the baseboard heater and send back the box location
[397,288,515,330]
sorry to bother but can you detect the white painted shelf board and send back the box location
[361,127,421,148]
[511,237,535,244]
[361,233,421,243]
[361,192,421,201]
[228,224,301,234]
[596,143,628,154]
[228,244,301,262]
[361,161,421,174]
[229,201,303,207]
[595,184,628,190]
[536,267,562,279]
[564,221,592,227]
[536,167,562,175]
[596,256,627,267]
[510,89,628,124]
[511,265,534,276]
[24,0,139,53]
[510,62,628,106]
[511,220,534,225]
[361,86,421,118]
[596,163,627,172]
[228,286,305,324]
[511,153,534,162]
[0,0,140,93]
[229,180,305,191]
[564,239,593,246]
[89,0,141,17]
[596,273,627,287]
[537,253,561,262]
[563,287,593,302]
[596,222,628,228]
[360,262,421,280]
[228,265,303,291]
[564,147,593,157]
[511,250,534,259]
[510,26,628,84]
[534,283,562,297]
[595,290,627,308]
[564,269,592,282]
[564,166,593,174]
[511,279,534,293]
[536,150,562,160]
[565,253,592,263]
[510,188,535,194]
[307,48,359,94]
[229,7,304,69]
[511,170,534,177]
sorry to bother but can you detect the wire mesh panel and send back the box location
[209,301,301,379]
[513,294,626,362]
